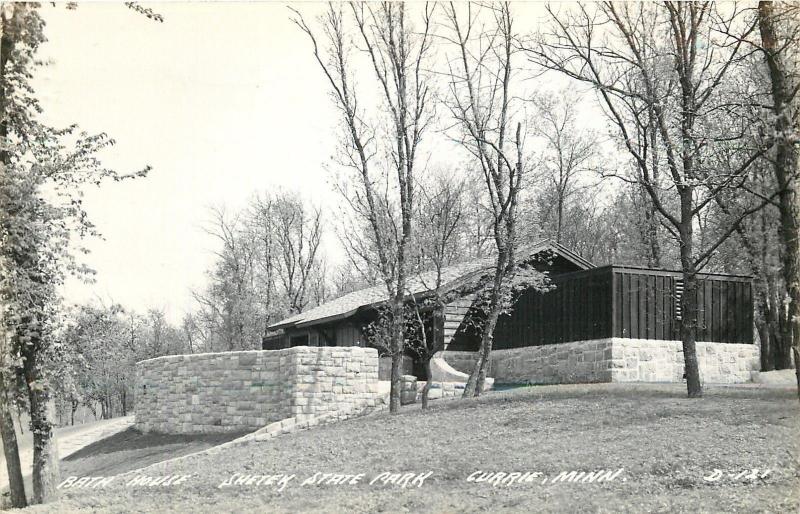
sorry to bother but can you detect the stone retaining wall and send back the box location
[415,381,465,401]
[438,351,481,376]
[378,355,414,380]
[135,346,380,434]
[398,375,466,403]
[439,339,760,385]
[610,339,759,384]
[490,340,615,384]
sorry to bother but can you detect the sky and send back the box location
[33,2,595,324]
[35,2,348,322]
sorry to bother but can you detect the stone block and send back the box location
[238,353,258,366]
[137,346,425,433]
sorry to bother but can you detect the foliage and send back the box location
[0,3,152,503]
[51,304,188,424]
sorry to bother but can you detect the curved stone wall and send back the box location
[135,346,380,434]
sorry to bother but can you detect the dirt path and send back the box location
[0,416,134,495]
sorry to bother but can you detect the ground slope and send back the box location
[23,384,800,513]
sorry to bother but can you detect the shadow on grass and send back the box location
[60,427,251,477]
[64,427,248,461]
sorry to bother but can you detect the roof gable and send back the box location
[269,240,593,330]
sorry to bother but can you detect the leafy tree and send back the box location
[54,304,188,426]
[0,3,153,504]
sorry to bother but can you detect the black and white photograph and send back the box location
[0,1,798,512]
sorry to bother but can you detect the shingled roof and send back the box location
[268,240,593,331]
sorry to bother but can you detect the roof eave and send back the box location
[294,308,361,329]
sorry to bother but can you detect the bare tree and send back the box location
[194,207,259,351]
[191,192,325,352]
[248,193,280,339]
[411,172,467,408]
[181,312,200,354]
[461,175,495,259]
[528,1,778,397]
[533,92,600,244]
[272,193,323,314]
[442,2,528,397]
[757,0,800,397]
[292,2,435,412]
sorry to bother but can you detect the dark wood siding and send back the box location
[491,265,753,348]
[262,333,289,350]
[611,267,752,344]
[614,270,679,340]
[334,323,362,347]
[691,277,753,344]
[493,267,614,348]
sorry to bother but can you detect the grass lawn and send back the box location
[60,428,251,477]
[22,383,800,513]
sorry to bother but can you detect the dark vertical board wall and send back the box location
[615,272,678,340]
[492,266,753,348]
[611,270,752,344]
[493,267,614,348]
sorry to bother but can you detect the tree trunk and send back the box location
[28,390,59,504]
[0,410,26,508]
[389,298,403,413]
[680,269,703,397]
[766,274,793,369]
[777,143,800,394]
[0,375,26,508]
[474,307,501,395]
[23,349,59,504]
[754,272,780,372]
[759,0,800,399]
[462,349,483,398]
[773,301,793,370]
[464,255,506,398]
[421,358,431,410]
[679,189,703,398]
[645,113,662,269]
[756,317,772,371]
[0,9,26,507]
[556,195,564,244]
[641,186,662,268]
[794,346,800,401]
[15,405,24,435]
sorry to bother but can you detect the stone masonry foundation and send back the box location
[440,338,760,385]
